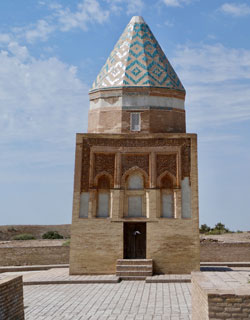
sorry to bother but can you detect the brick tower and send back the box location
[70,16,199,275]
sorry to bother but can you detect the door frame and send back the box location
[123,222,146,259]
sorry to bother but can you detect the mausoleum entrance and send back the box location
[124,223,146,259]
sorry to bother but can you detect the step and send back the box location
[116,265,152,272]
[146,275,191,283]
[119,276,146,281]
[116,271,152,277]
[117,259,152,266]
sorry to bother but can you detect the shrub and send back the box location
[13,233,35,240]
[42,231,64,239]
[214,222,229,233]
[207,229,224,235]
[8,227,17,232]
[62,239,70,246]
[199,224,211,234]
[200,222,233,235]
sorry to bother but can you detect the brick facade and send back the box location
[0,246,69,266]
[70,133,199,275]
[70,16,199,275]
[201,242,250,262]
[0,276,24,320]
[192,272,250,320]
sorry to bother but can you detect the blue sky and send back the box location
[0,0,250,230]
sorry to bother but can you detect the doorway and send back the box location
[124,223,146,259]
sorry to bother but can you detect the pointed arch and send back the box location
[121,166,149,189]
[94,171,113,189]
[157,170,176,189]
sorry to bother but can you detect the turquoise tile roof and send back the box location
[91,16,185,92]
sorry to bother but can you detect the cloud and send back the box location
[172,43,250,130]
[11,0,110,43]
[56,0,109,31]
[105,0,144,15]
[163,0,192,7]
[0,41,89,168]
[25,19,55,43]
[7,42,30,61]
[126,0,144,15]
[220,2,250,17]
[0,33,11,44]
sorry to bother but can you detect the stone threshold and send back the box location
[146,275,191,283]
[201,262,250,267]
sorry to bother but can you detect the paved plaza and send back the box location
[24,282,191,320]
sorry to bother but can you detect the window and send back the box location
[96,175,110,218]
[125,172,145,217]
[128,196,142,217]
[160,173,174,218]
[162,192,174,218]
[79,192,89,218]
[128,174,143,190]
[97,192,109,217]
[181,177,192,218]
[130,113,141,131]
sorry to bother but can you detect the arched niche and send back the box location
[95,172,111,218]
[158,171,175,218]
[121,166,148,189]
[122,167,148,218]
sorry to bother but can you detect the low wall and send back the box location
[0,224,71,240]
[0,246,69,266]
[1,240,250,267]
[0,276,24,320]
[192,271,250,320]
[200,242,250,262]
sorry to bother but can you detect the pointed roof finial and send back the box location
[130,16,145,23]
[90,16,185,92]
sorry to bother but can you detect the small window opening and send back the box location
[130,113,141,131]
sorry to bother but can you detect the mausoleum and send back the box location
[69,16,199,276]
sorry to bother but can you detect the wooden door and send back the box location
[124,223,146,259]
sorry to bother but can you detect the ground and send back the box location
[1,231,250,248]
[0,239,66,247]
[200,231,250,243]
[24,282,191,320]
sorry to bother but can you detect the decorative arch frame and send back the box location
[94,171,114,188]
[157,170,177,189]
[121,166,149,189]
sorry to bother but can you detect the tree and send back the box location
[214,222,229,233]
[199,224,211,234]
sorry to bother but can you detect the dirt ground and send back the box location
[0,239,66,248]
[0,232,250,248]
[200,231,250,243]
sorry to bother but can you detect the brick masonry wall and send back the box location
[208,294,250,319]
[192,272,250,320]
[192,275,209,320]
[88,108,186,134]
[200,242,250,262]
[0,276,24,320]
[0,224,71,240]
[0,246,69,266]
[70,133,200,275]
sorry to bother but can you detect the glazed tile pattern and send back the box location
[91,16,185,92]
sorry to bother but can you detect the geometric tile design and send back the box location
[91,16,185,92]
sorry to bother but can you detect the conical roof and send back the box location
[90,16,185,92]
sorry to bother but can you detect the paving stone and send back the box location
[23,282,191,319]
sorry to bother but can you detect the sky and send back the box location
[0,0,250,230]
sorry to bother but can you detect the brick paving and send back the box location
[23,268,119,284]
[0,268,191,285]
[24,282,191,320]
